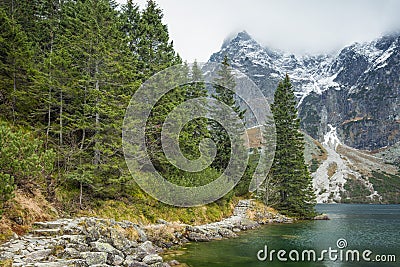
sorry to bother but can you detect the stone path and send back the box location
[0,217,166,267]
[0,200,292,266]
[184,199,292,242]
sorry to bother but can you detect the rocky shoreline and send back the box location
[0,200,293,267]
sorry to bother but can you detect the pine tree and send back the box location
[51,0,139,203]
[211,55,246,172]
[130,0,180,79]
[268,74,316,218]
[124,0,182,177]
[179,61,210,160]
[0,7,34,122]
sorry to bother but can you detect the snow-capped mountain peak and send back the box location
[209,30,400,151]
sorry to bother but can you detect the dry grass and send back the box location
[246,200,278,222]
[0,259,13,267]
[313,140,328,161]
[80,197,236,226]
[327,162,338,178]
[0,189,58,244]
[337,144,398,176]
[144,222,186,246]
[116,224,141,241]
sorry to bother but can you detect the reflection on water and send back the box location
[171,204,400,267]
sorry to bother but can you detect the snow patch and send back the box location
[313,125,382,203]
[323,124,341,150]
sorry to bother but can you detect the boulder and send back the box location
[138,241,157,255]
[314,214,330,220]
[123,257,149,267]
[25,249,52,261]
[80,251,107,265]
[112,254,124,265]
[142,254,163,265]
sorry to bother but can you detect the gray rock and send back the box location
[33,261,71,267]
[124,259,149,267]
[32,228,62,237]
[314,214,330,220]
[61,234,86,244]
[85,226,100,242]
[65,259,89,267]
[62,247,80,259]
[138,241,157,255]
[217,228,237,238]
[112,254,124,265]
[167,260,180,266]
[156,219,168,225]
[80,252,107,265]
[134,226,147,242]
[187,232,209,242]
[168,260,181,266]
[33,221,63,229]
[66,243,90,252]
[123,247,138,257]
[25,249,52,261]
[142,254,163,265]
[110,229,132,251]
[90,241,124,258]
[135,247,149,261]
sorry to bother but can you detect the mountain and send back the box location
[209,31,400,203]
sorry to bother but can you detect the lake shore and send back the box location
[0,199,293,267]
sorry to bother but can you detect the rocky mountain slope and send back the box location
[210,31,400,203]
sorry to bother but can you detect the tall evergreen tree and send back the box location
[127,0,180,79]
[52,0,139,203]
[0,7,34,122]
[211,55,246,172]
[179,61,210,160]
[267,74,316,218]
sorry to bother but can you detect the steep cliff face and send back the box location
[299,35,400,150]
[209,31,400,151]
[209,31,400,203]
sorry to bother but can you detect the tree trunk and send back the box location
[79,181,83,210]
[94,62,100,166]
[46,32,54,149]
[59,87,63,146]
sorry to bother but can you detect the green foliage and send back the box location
[0,173,14,217]
[0,121,55,215]
[265,75,316,218]
[0,121,55,187]
[369,171,400,203]
[0,0,251,215]
[210,55,247,172]
[341,176,372,203]
[0,7,34,122]
[167,167,221,187]
[234,152,260,196]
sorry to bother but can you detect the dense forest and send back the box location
[0,0,254,214]
[0,0,315,227]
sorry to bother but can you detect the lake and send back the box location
[170,204,400,266]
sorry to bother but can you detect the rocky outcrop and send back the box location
[144,200,292,246]
[0,218,167,267]
[0,200,292,266]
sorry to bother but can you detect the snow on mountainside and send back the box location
[210,30,400,101]
[209,31,400,203]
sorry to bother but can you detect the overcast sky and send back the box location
[117,0,400,62]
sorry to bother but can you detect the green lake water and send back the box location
[170,204,400,267]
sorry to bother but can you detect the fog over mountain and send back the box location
[117,0,400,62]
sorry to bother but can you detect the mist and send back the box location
[117,0,400,61]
